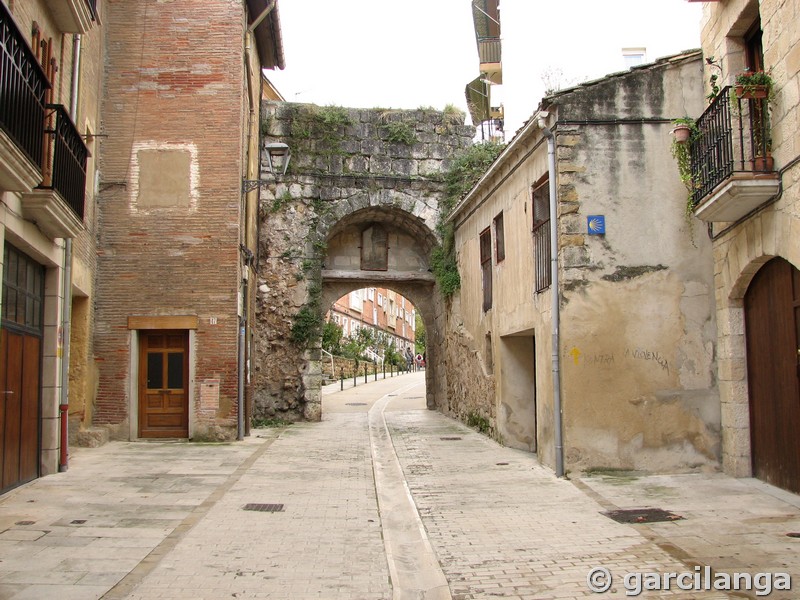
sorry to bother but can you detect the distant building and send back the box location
[327,288,416,358]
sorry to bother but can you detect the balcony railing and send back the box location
[0,1,50,169]
[478,37,501,65]
[690,85,773,207]
[40,104,87,220]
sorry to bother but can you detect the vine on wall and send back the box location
[434,141,505,297]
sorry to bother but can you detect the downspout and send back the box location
[238,14,256,441]
[59,33,81,472]
[538,111,564,478]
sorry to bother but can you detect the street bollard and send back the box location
[364,364,368,384]
[374,362,377,381]
[354,369,357,387]
[383,362,385,379]
[340,371,344,391]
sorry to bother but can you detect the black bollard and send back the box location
[340,371,344,391]
[364,364,368,384]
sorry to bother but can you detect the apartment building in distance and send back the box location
[328,288,417,357]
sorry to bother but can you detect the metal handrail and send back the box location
[0,2,50,169]
[39,104,88,220]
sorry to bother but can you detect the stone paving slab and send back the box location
[0,371,798,599]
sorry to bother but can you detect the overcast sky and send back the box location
[267,0,705,138]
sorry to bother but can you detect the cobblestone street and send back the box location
[1,371,799,599]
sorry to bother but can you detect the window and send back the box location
[532,177,551,292]
[622,47,646,68]
[2,245,44,334]
[480,227,492,311]
[349,289,363,312]
[493,212,505,263]
[377,293,383,307]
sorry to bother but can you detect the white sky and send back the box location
[267,0,705,138]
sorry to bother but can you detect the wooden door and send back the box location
[139,331,189,438]
[745,257,800,493]
[1,245,43,494]
[1,330,40,493]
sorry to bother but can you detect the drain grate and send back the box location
[440,437,462,441]
[787,532,800,538]
[70,520,87,525]
[603,508,683,524]
[345,402,367,406]
[15,521,35,526]
[242,503,284,513]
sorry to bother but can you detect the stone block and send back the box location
[75,427,110,448]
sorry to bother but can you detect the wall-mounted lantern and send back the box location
[242,142,291,193]
[264,142,290,176]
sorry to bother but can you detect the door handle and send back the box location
[2,391,13,394]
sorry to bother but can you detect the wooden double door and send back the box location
[139,331,189,438]
[1,244,44,494]
[745,257,800,493]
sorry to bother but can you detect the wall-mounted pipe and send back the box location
[537,112,564,478]
[59,33,81,472]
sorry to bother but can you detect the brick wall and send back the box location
[94,0,247,439]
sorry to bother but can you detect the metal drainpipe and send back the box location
[59,33,81,472]
[238,20,256,441]
[538,113,565,478]
[237,318,245,441]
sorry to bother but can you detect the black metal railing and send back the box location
[40,105,87,220]
[0,1,50,169]
[86,0,98,20]
[690,85,773,206]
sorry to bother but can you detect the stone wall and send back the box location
[255,102,473,421]
[699,0,800,477]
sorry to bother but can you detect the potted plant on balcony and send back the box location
[670,117,696,144]
[734,69,773,99]
[670,117,700,217]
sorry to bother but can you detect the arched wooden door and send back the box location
[744,257,800,493]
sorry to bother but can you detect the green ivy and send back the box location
[384,121,417,145]
[432,141,505,297]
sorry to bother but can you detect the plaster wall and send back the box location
[449,52,720,474]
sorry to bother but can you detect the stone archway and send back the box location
[319,204,445,414]
[252,102,473,423]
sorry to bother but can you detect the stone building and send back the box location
[688,0,800,493]
[90,0,283,442]
[0,0,100,492]
[445,51,721,474]
[255,102,473,422]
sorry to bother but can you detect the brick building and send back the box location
[328,287,417,358]
[1,0,285,494]
[92,0,284,442]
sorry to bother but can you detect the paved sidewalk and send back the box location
[0,371,798,599]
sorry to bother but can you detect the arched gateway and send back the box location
[253,102,473,422]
